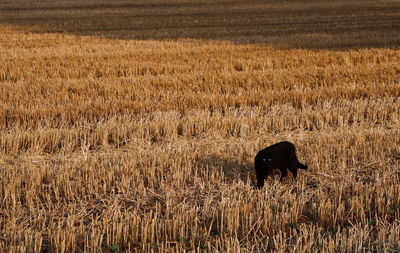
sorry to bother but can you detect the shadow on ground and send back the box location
[194,154,255,186]
[1,0,400,49]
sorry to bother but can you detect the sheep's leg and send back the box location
[256,172,265,189]
[289,156,298,179]
[290,168,298,179]
[280,168,288,182]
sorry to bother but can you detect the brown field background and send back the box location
[1,0,400,252]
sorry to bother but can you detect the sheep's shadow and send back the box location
[194,154,257,186]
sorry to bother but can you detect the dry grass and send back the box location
[1,0,400,252]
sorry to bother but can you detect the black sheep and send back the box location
[254,141,308,188]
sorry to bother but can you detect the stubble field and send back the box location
[1,0,400,252]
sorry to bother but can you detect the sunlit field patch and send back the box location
[1,0,400,251]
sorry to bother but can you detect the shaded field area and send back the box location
[1,0,400,252]
[1,0,400,48]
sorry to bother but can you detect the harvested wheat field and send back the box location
[1,0,400,252]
